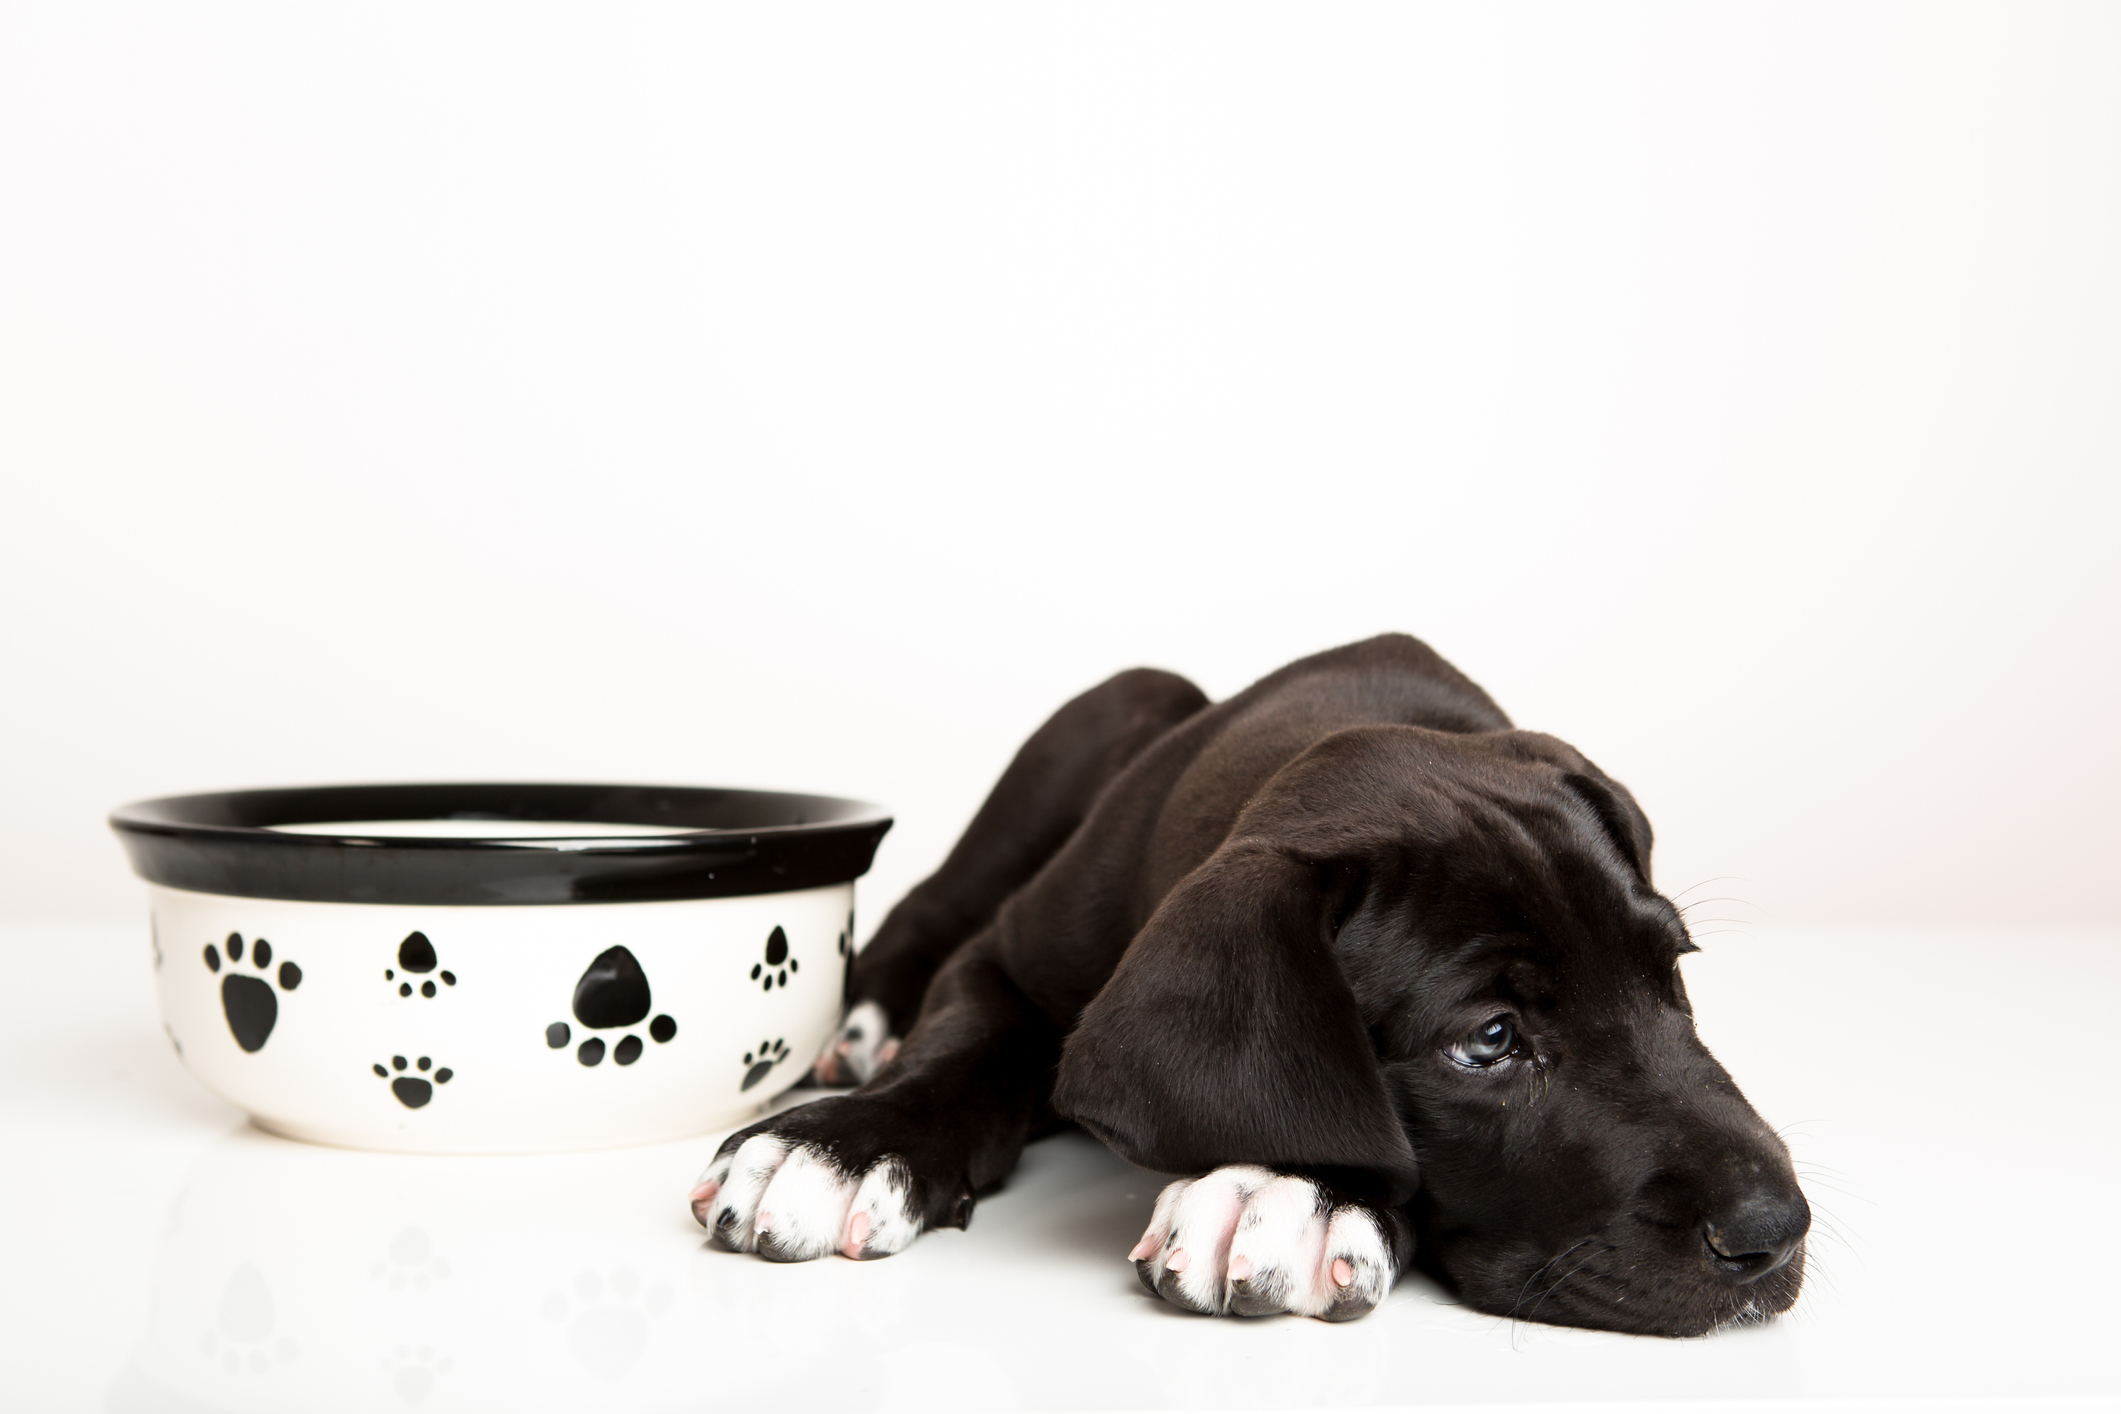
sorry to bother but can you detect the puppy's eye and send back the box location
[1448,1015,1517,1067]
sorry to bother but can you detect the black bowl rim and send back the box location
[110,781,892,906]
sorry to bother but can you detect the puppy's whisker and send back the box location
[1802,1201,1855,1240]
[1673,896,1755,917]
[1786,1151,1867,1266]
[1801,1203,1863,1261]
[1666,876,1752,906]
[1525,1246,1604,1325]
[1523,1245,1606,1327]
[1789,1154,1852,1174]
[1790,1157,1866,1188]
[1660,874,1758,948]
[1808,1226,1858,1269]
[1506,1237,1593,1346]
[1789,1152,1874,1207]
[1786,1238,1842,1314]
[1794,1172,1864,1194]
[1794,1176,1872,1207]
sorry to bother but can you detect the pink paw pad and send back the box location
[842,1210,872,1257]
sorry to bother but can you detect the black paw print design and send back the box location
[374,1054,453,1109]
[383,931,457,998]
[545,946,677,1067]
[203,933,304,1053]
[750,926,798,991]
[741,1038,791,1091]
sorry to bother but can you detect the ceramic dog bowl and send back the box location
[110,783,890,1154]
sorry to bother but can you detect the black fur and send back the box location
[710,634,1807,1335]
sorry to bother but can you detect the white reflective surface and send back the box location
[2,920,2115,1413]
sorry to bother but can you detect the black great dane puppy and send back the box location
[690,634,1808,1335]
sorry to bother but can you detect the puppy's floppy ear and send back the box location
[1499,730,1656,883]
[1051,839,1419,1203]
[1560,765,1654,883]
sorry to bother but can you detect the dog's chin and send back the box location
[1426,1237,1806,1339]
[1703,1244,1805,1331]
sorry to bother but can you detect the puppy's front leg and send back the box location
[689,936,1057,1262]
[692,1096,951,1260]
[1129,1167,1412,1321]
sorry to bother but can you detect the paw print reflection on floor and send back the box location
[539,1267,673,1380]
[378,1345,452,1406]
[369,1226,452,1292]
[198,1262,298,1375]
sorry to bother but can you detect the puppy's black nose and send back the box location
[1702,1187,1810,1283]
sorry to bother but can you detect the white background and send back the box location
[4,2,2117,933]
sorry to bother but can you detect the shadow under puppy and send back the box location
[690,634,1808,1336]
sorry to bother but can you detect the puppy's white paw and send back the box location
[808,1000,901,1086]
[689,1132,921,1262]
[1129,1166,1397,1321]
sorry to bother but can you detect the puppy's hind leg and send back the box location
[810,667,1207,1084]
[811,999,897,1088]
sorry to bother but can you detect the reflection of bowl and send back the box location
[111,1126,704,1412]
[110,783,890,1153]
[108,1115,1050,1413]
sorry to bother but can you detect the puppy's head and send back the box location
[1054,725,1807,1337]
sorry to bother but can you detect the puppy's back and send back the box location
[992,633,1508,1026]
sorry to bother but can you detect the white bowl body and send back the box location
[151,882,851,1153]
